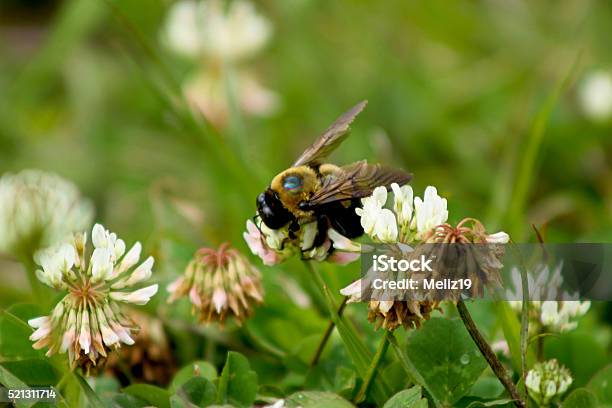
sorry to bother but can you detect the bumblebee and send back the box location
[256,101,412,250]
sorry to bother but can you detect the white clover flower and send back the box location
[413,186,448,238]
[28,224,158,372]
[328,229,361,252]
[339,278,364,303]
[373,209,398,243]
[526,359,572,406]
[167,243,263,325]
[164,0,271,62]
[506,262,590,333]
[356,186,388,236]
[0,170,93,256]
[486,231,510,244]
[354,184,448,244]
[391,183,413,226]
[579,70,612,122]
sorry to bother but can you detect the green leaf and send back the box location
[284,391,355,408]
[0,364,33,408]
[465,399,513,408]
[587,364,612,406]
[305,362,357,399]
[122,384,171,408]
[169,360,218,394]
[467,376,505,399]
[495,302,535,371]
[405,317,488,406]
[505,50,580,238]
[320,285,391,405]
[112,393,150,408]
[216,351,257,408]
[0,359,58,386]
[173,377,216,408]
[0,304,43,359]
[74,372,106,408]
[545,333,607,387]
[169,395,189,408]
[382,361,412,395]
[383,386,428,408]
[562,388,599,408]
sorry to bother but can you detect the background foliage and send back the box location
[0,0,610,407]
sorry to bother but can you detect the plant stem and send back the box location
[457,300,525,408]
[304,260,346,366]
[354,331,390,404]
[514,241,532,405]
[310,297,348,367]
[305,261,328,296]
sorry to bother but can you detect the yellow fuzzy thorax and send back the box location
[270,165,320,218]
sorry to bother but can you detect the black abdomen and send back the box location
[319,199,364,238]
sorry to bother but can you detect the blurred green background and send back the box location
[1,0,611,247]
[0,0,611,400]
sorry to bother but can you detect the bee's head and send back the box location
[256,188,294,229]
[270,166,319,215]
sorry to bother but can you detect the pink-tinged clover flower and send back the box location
[28,224,158,373]
[167,243,264,325]
[243,218,358,265]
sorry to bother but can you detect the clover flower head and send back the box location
[526,359,572,406]
[341,194,508,328]
[355,184,448,244]
[167,243,264,325]
[367,299,440,331]
[340,247,440,331]
[422,218,508,244]
[506,262,590,333]
[0,170,93,256]
[579,70,612,122]
[164,0,271,62]
[28,224,158,373]
[184,69,279,128]
[243,218,358,266]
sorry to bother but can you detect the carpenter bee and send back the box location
[256,100,412,251]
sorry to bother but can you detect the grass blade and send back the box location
[506,52,582,239]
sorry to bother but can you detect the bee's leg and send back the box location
[312,216,330,248]
[288,219,300,240]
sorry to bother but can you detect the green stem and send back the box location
[519,264,531,406]
[354,331,391,404]
[457,300,525,408]
[310,297,348,367]
[513,241,532,405]
[306,261,328,296]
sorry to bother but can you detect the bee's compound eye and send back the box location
[283,175,303,192]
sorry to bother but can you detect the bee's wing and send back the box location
[293,100,368,167]
[306,161,412,206]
